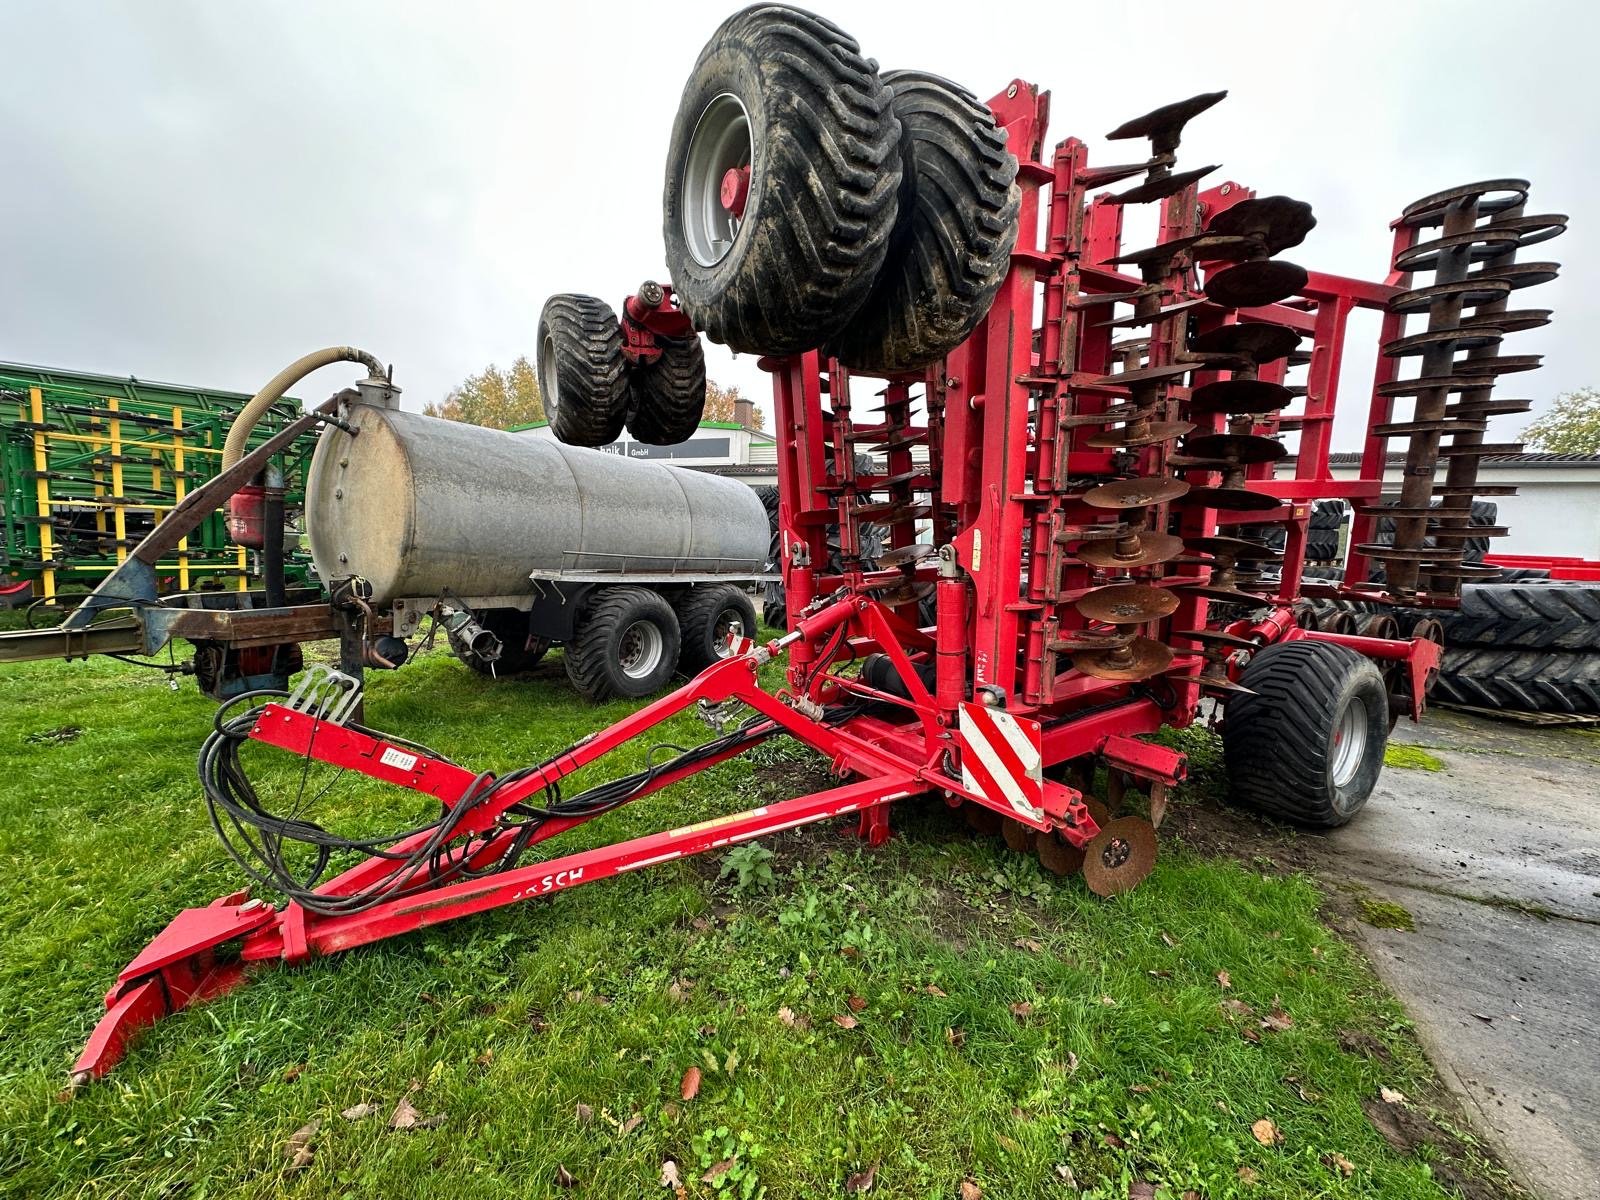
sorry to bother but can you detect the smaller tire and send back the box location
[456,608,550,676]
[563,586,681,702]
[537,294,628,446]
[1224,640,1389,828]
[673,585,757,675]
[627,334,707,445]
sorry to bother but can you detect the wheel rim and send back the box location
[712,609,746,658]
[1331,695,1368,787]
[682,93,752,267]
[618,619,665,680]
[539,332,560,420]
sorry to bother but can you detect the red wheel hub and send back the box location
[720,165,751,218]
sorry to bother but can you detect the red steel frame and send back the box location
[73,81,1447,1080]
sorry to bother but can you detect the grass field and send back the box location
[0,644,1509,1199]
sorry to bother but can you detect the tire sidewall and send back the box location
[1327,667,1389,821]
[599,595,680,698]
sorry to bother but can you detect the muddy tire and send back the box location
[662,5,902,354]
[827,70,1020,373]
[1432,648,1600,714]
[457,608,550,676]
[1224,640,1389,828]
[627,334,708,445]
[674,584,758,675]
[537,294,627,446]
[563,586,681,702]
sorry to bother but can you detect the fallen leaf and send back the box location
[668,981,685,1003]
[282,1063,305,1083]
[1102,1132,1126,1149]
[777,1005,798,1026]
[284,1120,319,1172]
[840,945,860,959]
[1066,1051,1080,1073]
[702,1157,736,1184]
[340,1102,376,1121]
[389,1096,423,1131]
[1160,931,1179,948]
[680,1066,702,1100]
[1216,1099,1231,1114]
[1251,1118,1283,1147]
[1147,969,1172,979]
[1216,970,1232,989]
[576,1101,593,1125]
[555,1164,577,1188]
[845,1161,878,1192]
[1237,1165,1258,1183]
[946,1026,966,1047]
[418,992,437,1006]
[1239,1026,1262,1044]
[848,995,868,1012]
[620,1114,643,1137]
[567,989,584,1003]
[528,1010,549,1034]
[1009,1002,1034,1019]
[1130,1083,1152,1094]
[660,1159,682,1188]
[1283,1075,1322,1104]
[1100,995,1117,1006]
[1261,1008,1294,1032]
[1054,1163,1077,1186]
[1323,1152,1356,1177]
[1129,1183,1156,1200]
[690,916,711,931]
[925,984,947,997]
[960,1181,983,1200]
[1014,937,1043,954]
[1221,998,1254,1017]
[474,1050,494,1068]
[833,1013,860,1030]
[1379,1086,1407,1104]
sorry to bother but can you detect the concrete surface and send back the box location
[1326,710,1600,1200]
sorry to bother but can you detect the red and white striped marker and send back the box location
[957,702,1044,821]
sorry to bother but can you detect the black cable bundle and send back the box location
[198,691,779,917]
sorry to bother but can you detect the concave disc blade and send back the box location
[1186,379,1293,414]
[1083,816,1158,897]
[1037,830,1086,877]
[1204,196,1317,255]
[1187,321,1302,364]
[1072,635,1174,681]
[1075,584,1179,624]
[1204,259,1309,308]
[1075,531,1186,569]
[1083,476,1190,509]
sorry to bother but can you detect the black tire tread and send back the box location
[1224,641,1387,827]
[563,586,680,702]
[826,69,1021,373]
[538,294,627,446]
[664,5,902,355]
[673,584,758,674]
[1433,647,1600,714]
[1431,583,1600,652]
[627,334,708,445]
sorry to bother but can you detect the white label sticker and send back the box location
[379,746,419,772]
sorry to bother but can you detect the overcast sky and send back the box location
[2,1,1594,450]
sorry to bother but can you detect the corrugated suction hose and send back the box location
[220,346,386,470]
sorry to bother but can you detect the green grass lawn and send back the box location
[0,646,1505,1199]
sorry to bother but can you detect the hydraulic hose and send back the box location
[220,346,386,470]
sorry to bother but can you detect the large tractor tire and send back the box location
[1224,641,1389,828]
[1431,583,1600,652]
[456,608,550,676]
[674,584,758,675]
[627,333,708,445]
[564,586,681,702]
[662,5,902,355]
[1432,648,1600,714]
[826,69,1020,373]
[537,294,628,446]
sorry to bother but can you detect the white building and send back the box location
[512,396,775,470]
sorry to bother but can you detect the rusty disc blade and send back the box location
[1401,178,1528,226]
[1387,277,1512,314]
[1372,418,1488,437]
[1177,583,1274,606]
[1182,433,1288,464]
[1097,297,1208,329]
[1048,628,1138,653]
[869,579,936,606]
[1059,404,1152,428]
[1186,322,1302,364]
[1076,584,1180,625]
[1111,165,1219,205]
[1393,227,1521,272]
[1105,233,1216,267]
[877,543,935,569]
[1001,817,1035,853]
[1083,476,1190,509]
[1107,90,1228,140]
[1199,674,1257,697]
[1087,362,1195,387]
[1183,535,1279,561]
[1075,530,1185,570]
[1171,627,1258,650]
[1176,485,1283,512]
[1036,830,1086,877]
[1461,308,1551,334]
[1471,262,1561,290]
[1186,378,1293,414]
[1376,374,1486,397]
[1458,354,1543,376]
[1084,420,1195,448]
[1382,325,1504,357]
[1204,259,1309,308]
[1083,816,1158,897]
[1204,196,1317,255]
[1072,635,1174,681]
[1487,212,1568,248]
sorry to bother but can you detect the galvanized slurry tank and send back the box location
[305,402,767,606]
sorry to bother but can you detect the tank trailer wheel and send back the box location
[564,586,682,702]
[662,5,903,354]
[826,70,1021,373]
[537,294,629,446]
[626,333,708,445]
[673,584,757,675]
[1224,640,1389,828]
[457,608,550,676]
